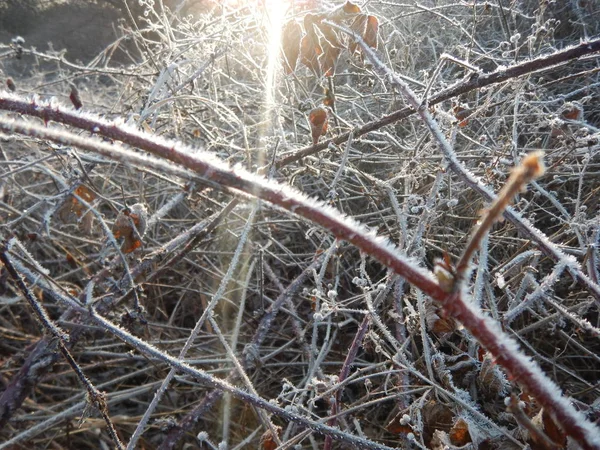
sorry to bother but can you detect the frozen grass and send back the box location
[1,1,600,449]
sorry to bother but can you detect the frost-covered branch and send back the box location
[332,23,600,450]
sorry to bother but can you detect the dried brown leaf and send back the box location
[348,14,367,55]
[422,400,454,447]
[112,203,148,254]
[323,87,335,108]
[449,418,472,446]
[560,103,583,120]
[70,85,83,110]
[308,106,328,145]
[281,21,302,74]
[259,425,281,450]
[349,14,379,55]
[453,105,471,127]
[342,0,362,14]
[300,33,323,75]
[363,15,379,49]
[314,22,342,76]
[386,412,413,435]
[57,185,97,234]
[541,409,567,449]
[477,353,506,401]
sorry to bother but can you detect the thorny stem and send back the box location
[158,255,326,449]
[88,308,400,450]
[453,151,546,290]
[0,117,447,300]
[332,23,600,450]
[2,92,599,448]
[2,58,599,304]
[275,36,600,167]
[0,241,125,450]
[0,30,598,442]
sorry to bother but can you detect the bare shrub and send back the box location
[1,1,599,449]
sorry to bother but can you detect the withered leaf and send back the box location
[315,20,341,47]
[308,106,328,145]
[560,103,583,121]
[477,353,506,400]
[541,409,567,449]
[300,13,329,75]
[343,1,362,14]
[386,412,413,435]
[328,0,362,22]
[449,418,472,446]
[349,14,379,55]
[323,87,335,108]
[363,15,379,49]
[281,20,302,74]
[57,184,97,234]
[348,15,366,55]
[319,40,341,77]
[315,22,342,77]
[79,211,95,235]
[303,12,324,31]
[425,296,457,334]
[453,105,471,127]
[259,425,281,450]
[112,203,148,254]
[300,32,323,76]
[74,185,95,205]
[422,400,454,447]
[69,85,83,110]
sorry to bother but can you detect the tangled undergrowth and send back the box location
[1,1,600,449]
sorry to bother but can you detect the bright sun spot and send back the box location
[210,0,292,107]
[212,0,293,163]
[264,1,289,107]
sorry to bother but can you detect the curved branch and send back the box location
[1,99,599,448]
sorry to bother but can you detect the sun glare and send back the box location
[264,1,289,108]
[211,0,292,110]
[211,0,293,165]
[239,0,290,167]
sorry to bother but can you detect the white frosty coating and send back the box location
[545,297,600,338]
[87,311,400,450]
[9,255,84,312]
[2,89,600,445]
[0,93,437,288]
[458,285,600,446]
[9,236,50,277]
[497,250,542,276]
[125,206,258,450]
[532,180,574,222]
[196,431,209,441]
[472,233,489,307]
[342,35,600,447]
[140,62,179,121]
[514,213,584,280]
[147,191,187,227]
[504,261,567,324]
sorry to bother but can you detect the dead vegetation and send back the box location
[1,1,600,449]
